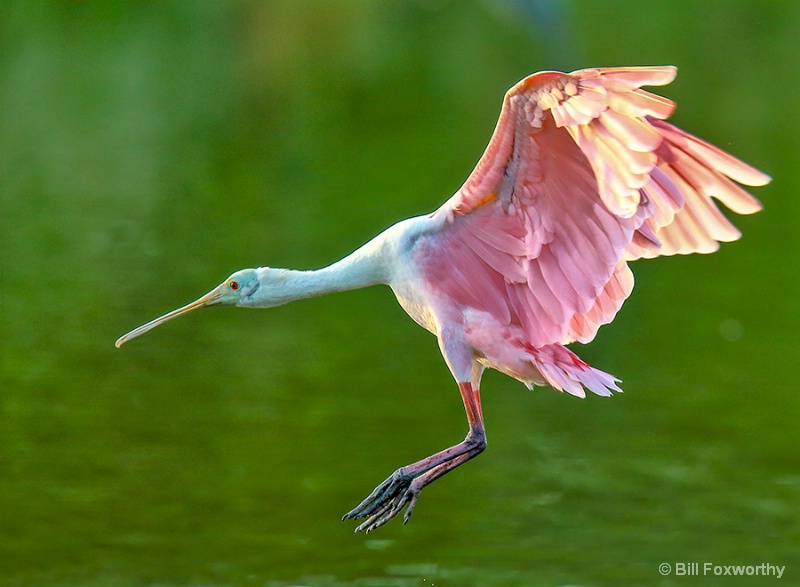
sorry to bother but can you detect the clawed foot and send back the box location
[342,467,423,533]
[343,384,487,533]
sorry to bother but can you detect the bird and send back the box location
[116,66,770,533]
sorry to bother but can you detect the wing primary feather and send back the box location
[651,119,771,186]
[593,65,677,88]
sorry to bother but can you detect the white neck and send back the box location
[246,236,390,308]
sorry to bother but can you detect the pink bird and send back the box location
[116,66,769,532]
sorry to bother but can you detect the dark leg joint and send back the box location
[464,427,487,452]
[392,466,413,484]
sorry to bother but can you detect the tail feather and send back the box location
[529,344,621,398]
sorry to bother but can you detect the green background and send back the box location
[2,1,798,586]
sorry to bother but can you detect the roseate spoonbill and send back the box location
[116,66,769,532]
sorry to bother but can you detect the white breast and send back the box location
[381,214,445,336]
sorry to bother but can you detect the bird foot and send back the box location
[342,467,423,533]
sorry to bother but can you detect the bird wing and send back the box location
[424,66,769,347]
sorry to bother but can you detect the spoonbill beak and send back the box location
[115,284,225,348]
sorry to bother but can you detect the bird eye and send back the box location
[229,280,240,291]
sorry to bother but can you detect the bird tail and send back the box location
[528,344,622,399]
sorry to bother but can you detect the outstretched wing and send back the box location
[425,66,769,347]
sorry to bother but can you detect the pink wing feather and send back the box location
[426,66,769,348]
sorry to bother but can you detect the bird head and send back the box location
[115,268,260,348]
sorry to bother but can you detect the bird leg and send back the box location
[342,382,486,533]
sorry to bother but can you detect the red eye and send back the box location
[229,281,239,291]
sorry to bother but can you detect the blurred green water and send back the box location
[1,1,798,586]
